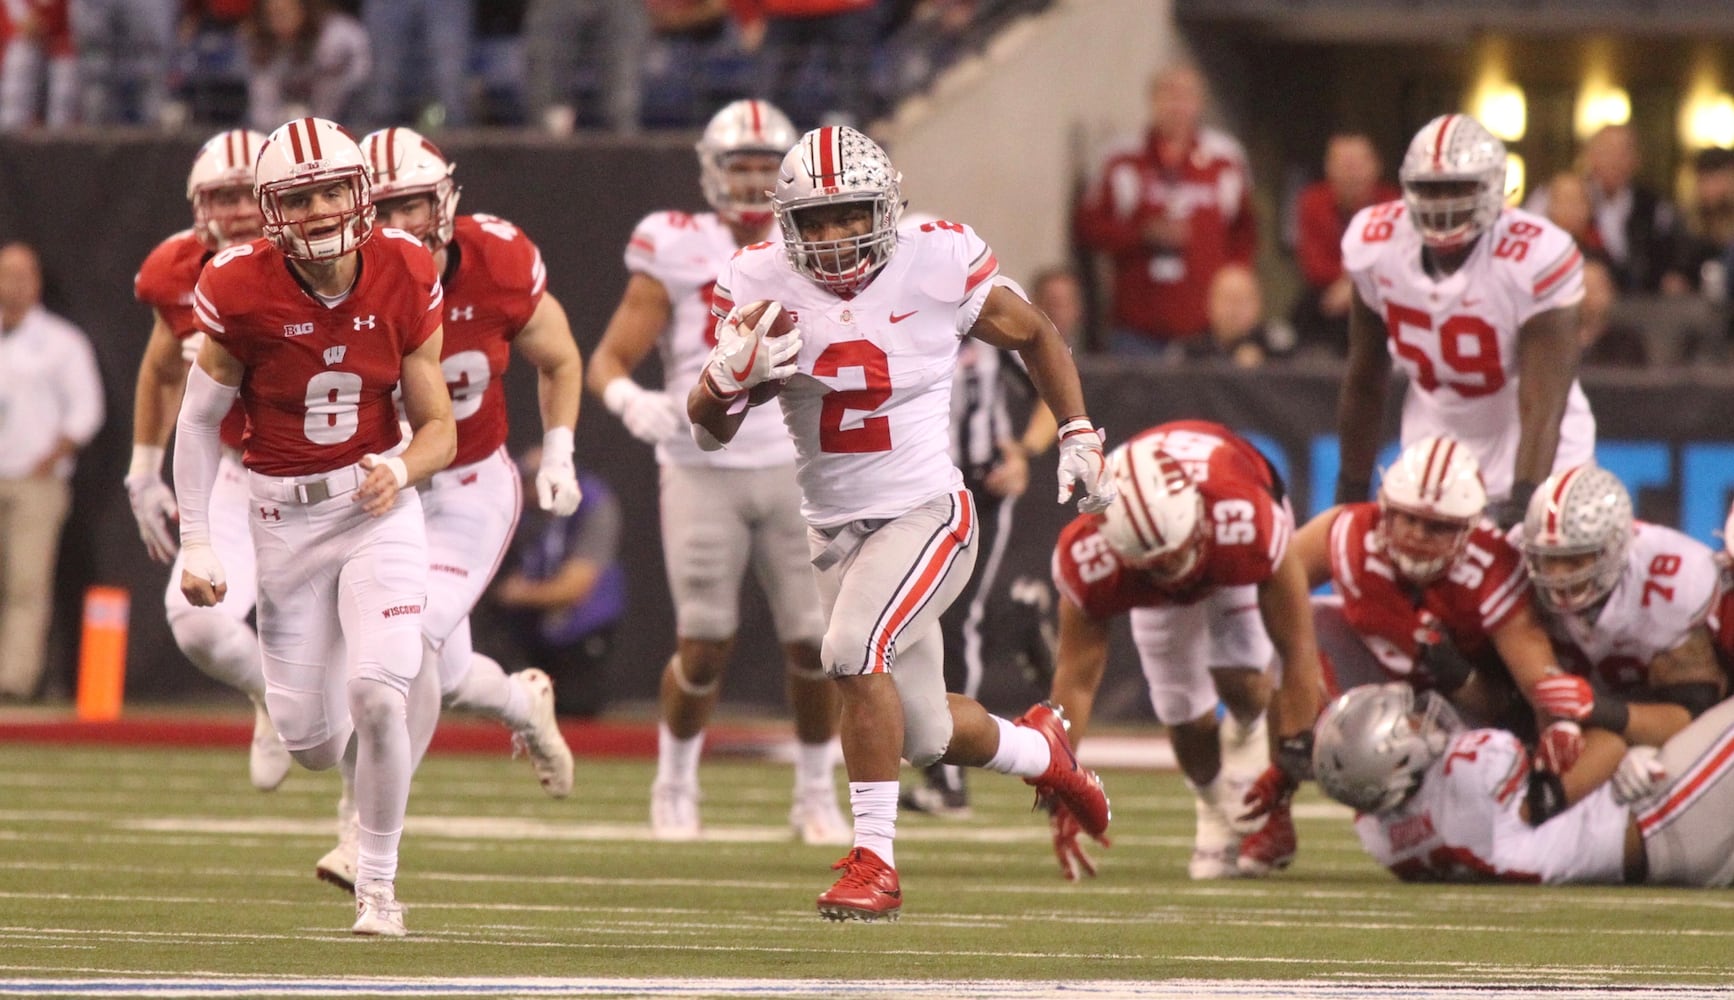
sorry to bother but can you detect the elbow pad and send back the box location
[1652,682,1722,719]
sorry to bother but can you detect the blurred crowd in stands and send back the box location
[0,0,1044,134]
[1075,65,1734,368]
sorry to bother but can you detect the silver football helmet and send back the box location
[697,99,797,228]
[773,126,903,293]
[1399,114,1508,250]
[1096,437,1210,589]
[1521,464,1634,615]
[1376,435,1487,584]
[1312,684,1461,815]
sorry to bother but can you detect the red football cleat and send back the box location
[1236,798,1297,876]
[1015,701,1111,839]
[817,847,901,922]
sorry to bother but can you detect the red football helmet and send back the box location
[254,117,375,261]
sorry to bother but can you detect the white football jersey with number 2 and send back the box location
[714,221,1003,528]
[1342,202,1596,500]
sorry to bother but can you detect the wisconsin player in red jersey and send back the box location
[288,126,587,894]
[585,100,847,845]
[1048,421,1323,881]
[1335,114,1592,529]
[175,117,456,938]
[1291,436,1552,738]
[126,128,292,792]
[688,126,1115,922]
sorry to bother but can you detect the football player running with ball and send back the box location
[177,117,456,937]
[688,126,1116,922]
[587,100,847,845]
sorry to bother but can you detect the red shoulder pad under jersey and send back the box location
[447,214,547,334]
[1329,503,1529,664]
[134,229,210,338]
[191,232,443,475]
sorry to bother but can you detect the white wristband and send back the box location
[543,425,575,459]
[601,378,641,417]
[128,443,166,479]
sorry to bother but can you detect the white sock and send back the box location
[349,679,410,886]
[656,723,704,787]
[984,715,1052,777]
[794,737,839,792]
[448,652,529,729]
[848,780,898,866]
[168,612,265,699]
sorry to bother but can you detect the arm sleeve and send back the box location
[174,363,240,547]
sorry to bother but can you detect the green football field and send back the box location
[2,740,1732,998]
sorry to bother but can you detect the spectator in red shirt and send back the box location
[1075,64,1257,357]
[0,0,74,129]
[1289,132,1399,356]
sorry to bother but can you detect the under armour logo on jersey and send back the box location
[283,321,314,338]
[353,314,377,331]
[259,506,281,521]
[449,305,475,322]
[323,345,347,365]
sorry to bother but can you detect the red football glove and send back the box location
[1533,672,1595,721]
[1048,800,1110,881]
[1237,763,1297,828]
[1536,720,1584,776]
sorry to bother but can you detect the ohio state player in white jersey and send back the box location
[176,117,456,937]
[587,100,845,846]
[1519,465,1725,757]
[1317,684,1734,888]
[689,126,1116,922]
[125,128,291,792]
[282,127,585,893]
[1336,114,1594,528]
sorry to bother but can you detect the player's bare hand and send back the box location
[179,542,227,607]
[357,454,408,517]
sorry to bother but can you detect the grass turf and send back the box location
[0,743,1731,990]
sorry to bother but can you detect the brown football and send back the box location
[736,300,795,406]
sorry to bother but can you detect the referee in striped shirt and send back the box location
[901,334,1057,816]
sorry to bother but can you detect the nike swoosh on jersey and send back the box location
[890,310,918,323]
